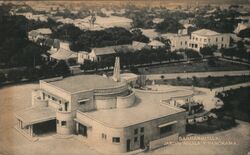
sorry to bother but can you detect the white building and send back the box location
[15,58,191,153]
[189,29,230,51]
[167,34,190,51]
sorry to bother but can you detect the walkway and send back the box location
[146,70,250,80]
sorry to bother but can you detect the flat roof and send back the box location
[46,75,126,93]
[80,89,186,128]
[15,107,56,126]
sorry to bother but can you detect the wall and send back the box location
[123,111,186,151]
[71,90,95,112]
[76,112,127,153]
[116,91,135,109]
[76,110,186,153]
[56,111,75,135]
[170,35,190,51]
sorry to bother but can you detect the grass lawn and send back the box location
[216,87,250,122]
[138,59,250,74]
[154,75,250,89]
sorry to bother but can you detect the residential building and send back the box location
[189,29,230,51]
[88,47,116,62]
[148,40,165,49]
[15,58,192,153]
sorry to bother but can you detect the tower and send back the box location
[113,57,120,82]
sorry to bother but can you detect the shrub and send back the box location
[0,72,6,83]
[7,70,24,82]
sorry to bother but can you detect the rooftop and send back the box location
[80,89,187,128]
[148,40,165,46]
[15,107,56,126]
[192,29,220,36]
[50,48,77,60]
[92,47,116,56]
[46,75,126,93]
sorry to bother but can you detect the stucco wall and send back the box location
[56,111,75,135]
[116,91,135,109]
[76,110,186,153]
[76,112,127,153]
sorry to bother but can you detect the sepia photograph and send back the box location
[0,0,249,154]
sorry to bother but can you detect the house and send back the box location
[148,40,165,49]
[132,41,149,51]
[28,28,52,42]
[168,35,190,51]
[15,58,189,153]
[77,51,89,64]
[89,46,116,62]
[49,42,77,61]
[234,22,250,34]
[188,29,230,51]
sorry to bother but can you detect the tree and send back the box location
[53,60,70,77]
[0,72,6,84]
[200,45,217,57]
[156,17,184,33]
[7,70,24,82]
[238,28,250,38]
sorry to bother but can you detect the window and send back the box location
[112,137,120,143]
[52,97,57,101]
[134,137,138,142]
[221,44,224,48]
[160,125,172,135]
[185,41,187,45]
[208,39,211,42]
[216,37,218,42]
[221,37,224,41]
[79,101,86,105]
[102,133,107,139]
[204,39,207,42]
[180,41,182,45]
[48,95,51,99]
[61,121,67,126]
[56,119,59,124]
[134,129,138,135]
[140,127,144,133]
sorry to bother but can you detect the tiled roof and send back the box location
[192,29,220,36]
[50,48,77,60]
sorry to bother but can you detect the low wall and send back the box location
[116,91,135,109]
[149,133,178,150]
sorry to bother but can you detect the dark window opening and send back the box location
[134,137,138,142]
[61,121,67,126]
[160,125,172,135]
[140,127,144,133]
[112,137,120,143]
[134,129,138,135]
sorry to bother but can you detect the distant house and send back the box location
[50,49,77,61]
[77,51,89,64]
[49,41,77,61]
[140,29,159,40]
[89,47,116,62]
[189,29,230,51]
[234,22,250,34]
[132,41,149,51]
[28,28,52,42]
[167,34,190,51]
[148,40,165,49]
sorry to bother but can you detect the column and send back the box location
[29,125,33,137]
[76,122,79,134]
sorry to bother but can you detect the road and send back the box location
[213,82,250,94]
[146,70,250,80]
